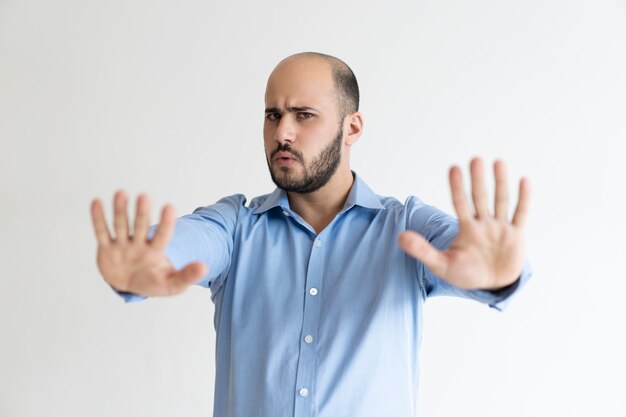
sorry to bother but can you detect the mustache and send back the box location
[270,144,304,162]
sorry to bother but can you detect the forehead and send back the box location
[265,58,337,109]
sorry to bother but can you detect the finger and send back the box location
[398,231,448,278]
[512,177,531,227]
[151,204,175,250]
[166,262,207,295]
[470,157,489,218]
[113,190,129,242]
[449,165,472,222]
[493,159,509,220]
[133,194,150,242]
[90,198,112,246]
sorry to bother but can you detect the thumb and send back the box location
[167,262,208,294]
[398,231,448,277]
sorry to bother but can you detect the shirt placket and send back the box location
[293,234,325,417]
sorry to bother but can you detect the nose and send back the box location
[275,114,296,144]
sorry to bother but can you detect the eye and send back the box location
[265,112,281,121]
[297,112,314,120]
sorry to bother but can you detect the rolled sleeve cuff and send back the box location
[480,259,533,311]
[110,284,147,303]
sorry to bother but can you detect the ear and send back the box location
[343,112,363,146]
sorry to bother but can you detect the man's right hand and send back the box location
[90,191,207,297]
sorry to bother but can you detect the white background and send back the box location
[1,0,625,416]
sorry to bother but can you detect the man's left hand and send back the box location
[398,157,530,290]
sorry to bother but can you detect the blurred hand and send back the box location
[90,191,206,297]
[398,158,530,290]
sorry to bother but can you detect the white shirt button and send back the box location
[315,239,322,248]
[304,335,313,344]
[282,210,289,216]
[309,288,318,296]
[299,388,309,397]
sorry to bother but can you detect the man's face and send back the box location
[264,58,345,193]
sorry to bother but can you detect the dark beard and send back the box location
[266,128,343,194]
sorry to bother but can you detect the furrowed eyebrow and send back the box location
[264,106,317,114]
[288,106,316,112]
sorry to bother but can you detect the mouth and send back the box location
[273,151,300,166]
[274,151,298,160]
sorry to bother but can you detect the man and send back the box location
[91,52,531,417]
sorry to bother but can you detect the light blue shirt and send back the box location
[120,173,531,417]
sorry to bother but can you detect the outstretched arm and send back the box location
[90,191,207,297]
[398,158,530,290]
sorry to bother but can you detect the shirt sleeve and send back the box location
[405,196,532,311]
[115,194,245,303]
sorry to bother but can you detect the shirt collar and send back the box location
[252,172,385,215]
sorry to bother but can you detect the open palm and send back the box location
[399,158,530,290]
[91,191,206,297]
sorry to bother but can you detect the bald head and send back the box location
[270,52,360,120]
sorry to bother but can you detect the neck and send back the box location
[286,168,354,234]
